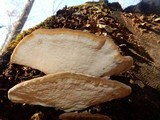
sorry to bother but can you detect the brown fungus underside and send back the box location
[0,2,160,120]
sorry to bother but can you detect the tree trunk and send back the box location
[1,0,35,50]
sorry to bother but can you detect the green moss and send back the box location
[3,23,43,53]
[3,28,35,53]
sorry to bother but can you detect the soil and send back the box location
[0,2,160,120]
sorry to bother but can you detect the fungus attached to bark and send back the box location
[8,72,131,112]
[8,28,133,112]
[10,28,133,77]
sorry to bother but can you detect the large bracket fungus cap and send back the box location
[10,29,133,77]
[8,73,131,112]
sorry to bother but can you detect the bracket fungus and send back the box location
[59,112,112,120]
[10,28,133,77]
[8,28,133,112]
[8,72,131,112]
